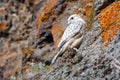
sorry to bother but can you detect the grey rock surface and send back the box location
[0,0,119,80]
[30,0,120,80]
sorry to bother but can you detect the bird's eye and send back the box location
[71,17,73,19]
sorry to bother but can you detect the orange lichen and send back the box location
[51,24,64,48]
[0,7,5,15]
[99,1,120,47]
[73,9,79,14]
[41,13,51,22]
[0,21,7,31]
[85,4,94,31]
[28,0,39,4]
[79,0,93,8]
[85,4,93,17]
[21,47,34,60]
[36,0,56,28]
[79,0,94,31]
[22,66,30,74]
[0,52,22,78]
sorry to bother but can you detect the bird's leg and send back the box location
[73,48,79,52]
[69,45,79,52]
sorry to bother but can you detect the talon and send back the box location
[73,48,79,52]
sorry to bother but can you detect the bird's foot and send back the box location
[73,48,79,52]
[68,46,79,52]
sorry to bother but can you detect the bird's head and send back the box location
[67,14,85,24]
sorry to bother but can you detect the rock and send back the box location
[33,43,54,62]
[94,0,115,15]
[30,1,120,80]
[0,0,120,80]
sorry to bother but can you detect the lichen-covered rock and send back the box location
[0,0,120,80]
[30,0,120,80]
[0,0,39,79]
[94,0,115,15]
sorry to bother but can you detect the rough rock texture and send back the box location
[30,0,120,80]
[0,0,52,79]
[94,0,115,15]
[0,0,120,80]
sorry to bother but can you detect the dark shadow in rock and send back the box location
[0,31,9,38]
[35,30,54,49]
[95,0,115,15]
[34,43,54,62]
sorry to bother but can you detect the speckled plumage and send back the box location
[51,14,86,64]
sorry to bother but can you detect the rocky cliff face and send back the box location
[0,0,120,80]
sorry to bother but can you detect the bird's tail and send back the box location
[51,49,62,64]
